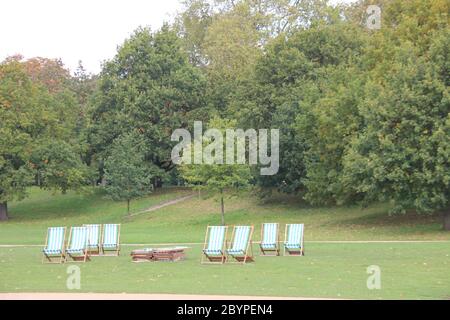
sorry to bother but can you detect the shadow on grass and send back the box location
[8,187,190,222]
[330,209,443,230]
[8,189,107,222]
[255,191,313,209]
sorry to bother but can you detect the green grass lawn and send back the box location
[1,243,449,299]
[0,187,449,299]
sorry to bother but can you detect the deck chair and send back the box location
[226,225,254,264]
[283,224,305,256]
[65,226,90,262]
[201,226,228,264]
[101,224,121,256]
[259,223,280,256]
[42,227,66,264]
[84,224,101,256]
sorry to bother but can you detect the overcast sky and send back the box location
[0,0,357,74]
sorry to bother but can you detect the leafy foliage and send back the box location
[180,117,252,223]
[104,132,155,214]
[88,25,207,179]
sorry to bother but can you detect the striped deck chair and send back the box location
[66,226,90,262]
[201,226,228,264]
[226,225,254,264]
[42,227,66,264]
[84,224,101,256]
[283,224,305,256]
[259,223,280,256]
[101,224,121,256]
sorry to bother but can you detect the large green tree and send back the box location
[231,18,367,196]
[88,25,207,186]
[341,28,450,229]
[175,0,331,115]
[0,58,89,220]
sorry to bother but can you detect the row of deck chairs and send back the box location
[42,224,121,264]
[202,223,304,264]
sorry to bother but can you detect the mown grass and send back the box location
[0,243,449,299]
[0,187,449,299]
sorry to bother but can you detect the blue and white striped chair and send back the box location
[84,224,101,255]
[226,225,254,264]
[101,224,121,256]
[66,226,90,262]
[283,224,305,256]
[260,223,280,256]
[202,226,228,264]
[42,227,66,264]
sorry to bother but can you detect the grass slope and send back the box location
[1,187,448,245]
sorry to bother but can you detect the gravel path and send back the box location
[128,194,196,217]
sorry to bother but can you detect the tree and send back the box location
[175,0,213,66]
[180,117,252,224]
[176,0,332,115]
[30,141,91,192]
[103,132,155,215]
[201,2,263,113]
[341,29,450,229]
[0,58,90,221]
[0,60,67,220]
[88,25,207,185]
[230,19,367,197]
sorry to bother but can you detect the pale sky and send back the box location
[0,0,357,75]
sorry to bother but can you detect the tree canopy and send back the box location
[1,0,449,229]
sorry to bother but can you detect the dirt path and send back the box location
[128,194,196,217]
[0,293,329,300]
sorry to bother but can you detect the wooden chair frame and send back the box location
[101,224,121,256]
[283,224,305,256]
[65,227,90,263]
[42,227,66,264]
[201,225,228,264]
[226,225,254,264]
[259,223,280,256]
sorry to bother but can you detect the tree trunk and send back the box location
[443,209,450,231]
[0,202,8,221]
[220,193,225,226]
[127,199,130,216]
[152,177,162,189]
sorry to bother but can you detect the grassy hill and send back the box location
[0,187,448,245]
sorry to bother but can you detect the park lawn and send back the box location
[0,187,449,299]
[0,243,449,299]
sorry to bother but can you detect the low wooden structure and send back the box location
[131,247,187,262]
